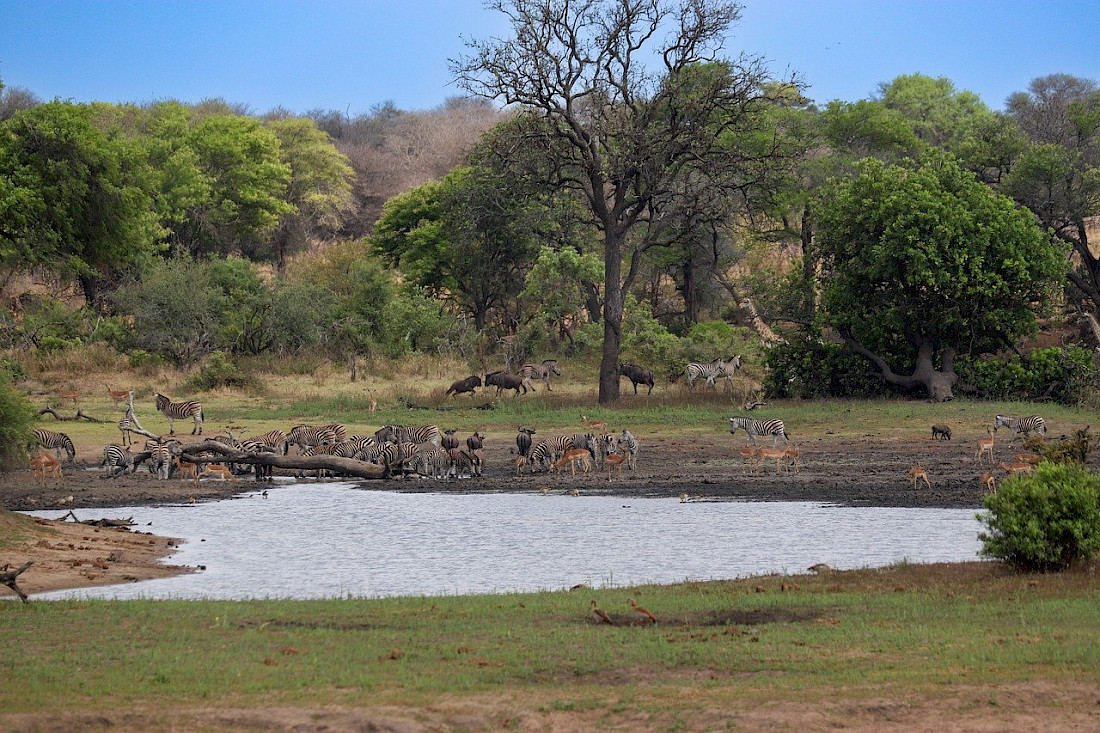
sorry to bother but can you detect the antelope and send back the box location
[201,464,235,481]
[1013,452,1042,466]
[29,451,63,484]
[105,385,131,402]
[782,445,800,473]
[174,456,199,482]
[513,455,530,476]
[976,429,995,465]
[605,452,627,480]
[999,462,1034,475]
[738,445,761,474]
[554,448,592,475]
[581,415,607,432]
[908,464,930,489]
[568,488,581,497]
[57,388,80,404]
[757,447,789,475]
[980,471,996,495]
[628,597,657,624]
[368,390,377,414]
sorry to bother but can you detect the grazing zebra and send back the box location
[101,445,135,475]
[685,357,740,392]
[728,416,789,446]
[287,425,338,452]
[618,429,639,470]
[256,429,289,455]
[32,428,76,463]
[396,424,441,447]
[520,359,562,392]
[334,436,377,458]
[515,427,535,457]
[528,435,575,471]
[154,392,204,435]
[415,448,450,478]
[320,423,348,443]
[993,414,1046,438]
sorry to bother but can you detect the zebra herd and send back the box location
[516,427,640,477]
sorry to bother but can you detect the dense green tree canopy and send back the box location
[815,155,1066,400]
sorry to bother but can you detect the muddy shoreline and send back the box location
[2,433,1014,512]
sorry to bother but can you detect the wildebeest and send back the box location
[931,424,952,440]
[515,427,535,457]
[445,374,482,398]
[484,370,528,397]
[618,362,655,395]
[466,431,484,451]
[441,429,460,451]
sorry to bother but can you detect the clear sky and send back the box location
[1,0,1097,116]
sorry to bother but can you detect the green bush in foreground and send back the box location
[978,462,1100,571]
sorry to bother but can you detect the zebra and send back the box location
[569,432,599,464]
[117,414,135,447]
[296,443,336,479]
[256,429,289,455]
[447,447,482,478]
[320,423,348,443]
[685,357,740,392]
[143,439,175,480]
[154,392,204,435]
[528,435,575,471]
[414,448,450,478]
[287,425,338,452]
[395,424,441,447]
[602,433,619,459]
[728,417,789,446]
[101,444,135,475]
[618,429,639,470]
[993,415,1046,438]
[520,359,562,392]
[333,436,377,458]
[32,428,76,464]
[239,438,277,481]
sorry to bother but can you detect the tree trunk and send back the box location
[598,232,624,404]
[838,332,958,402]
[682,258,698,324]
[800,205,816,320]
[582,281,601,324]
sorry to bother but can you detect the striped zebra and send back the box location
[287,425,338,452]
[101,444,135,475]
[993,414,1046,438]
[32,428,76,463]
[569,432,599,463]
[143,439,174,479]
[520,359,562,392]
[414,448,451,478]
[685,357,740,392]
[395,424,441,447]
[320,423,348,443]
[618,429,639,470]
[446,447,482,478]
[334,436,377,458]
[154,392,204,435]
[529,435,576,471]
[296,443,336,479]
[240,438,277,481]
[728,416,789,446]
[256,429,289,455]
[117,414,135,447]
[373,442,426,473]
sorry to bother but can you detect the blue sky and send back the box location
[1,1,1097,116]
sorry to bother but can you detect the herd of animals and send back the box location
[23,357,1054,497]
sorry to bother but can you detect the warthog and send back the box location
[618,362,655,395]
[445,374,482,398]
[484,370,528,397]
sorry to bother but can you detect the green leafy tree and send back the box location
[1003,75,1100,328]
[815,155,1065,401]
[453,0,796,403]
[521,247,604,346]
[0,102,161,304]
[266,117,355,270]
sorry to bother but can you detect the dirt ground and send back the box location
[0,430,1020,599]
[3,432,1095,731]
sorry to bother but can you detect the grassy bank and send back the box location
[1,562,1098,725]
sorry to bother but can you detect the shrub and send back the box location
[957,346,1098,405]
[188,350,260,392]
[978,462,1100,572]
[0,373,34,471]
[764,336,891,399]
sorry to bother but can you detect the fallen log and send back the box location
[60,510,135,527]
[398,396,497,411]
[181,440,387,480]
[35,407,104,423]
[1,560,33,602]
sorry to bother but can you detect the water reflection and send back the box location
[31,483,983,600]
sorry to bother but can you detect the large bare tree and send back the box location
[452,0,793,402]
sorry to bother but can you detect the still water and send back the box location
[31,483,984,601]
